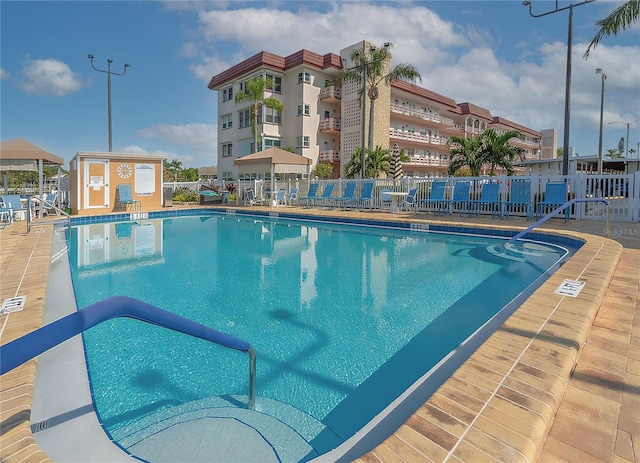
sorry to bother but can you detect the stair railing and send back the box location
[0,295,256,409]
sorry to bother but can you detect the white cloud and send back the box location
[122,145,197,167]
[0,68,10,80]
[19,58,84,96]
[135,123,218,166]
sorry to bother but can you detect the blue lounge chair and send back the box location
[243,188,263,206]
[420,181,447,215]
[287,187,299,206]
[536,182,570,222]
[441,181,470,216]
[503,179,532,220]
[315,184,335,209]
[468,182,501,218]
[299,183,319,208]
[274,189,287,207]
[115,184,141,212]
[332,182,356,209]
[353,182,375,211]
[401,188,419,213]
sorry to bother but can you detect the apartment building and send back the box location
[208,41,546,180]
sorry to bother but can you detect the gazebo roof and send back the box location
[0,138,64,171]
[234,147,312,174]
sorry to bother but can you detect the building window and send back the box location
[222,143,232,157]
[222,86,233,102]
[239,109,251,128]
[266,74,282,93]
[297,104,310,116]
[264,138,282,149]
[221,114,233,129]
[297,71,311,84]
[296,136,310,148]
[222,171,234,181]
[264,107,282,124]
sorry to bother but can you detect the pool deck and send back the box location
[0,204,638,463]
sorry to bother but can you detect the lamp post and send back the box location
[596,68,606,174]
[608,119,640,158]
[342,42,390,178]
[523,0,595,176]
[88,55,130,152]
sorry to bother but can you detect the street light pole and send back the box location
[342,42,389,178]
[609,119,640,158]
[88,55,130,152]
[523,0,595,176]
[596,68,606,174]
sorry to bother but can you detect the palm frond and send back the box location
[585,0,639,58]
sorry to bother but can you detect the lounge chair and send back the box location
[315,184,335,209]
[419,181,447,215]
[274,189,287,207]
[332,182,356,210]
[468,182,500,218]
[115,184,141,212]
[0,195,28,221]
[298,183,319,208]
[198,190,223,205]
[41,193,59,216]
[287,187,299,206]
[244,188,263,207]
[353,182,375,211]
[379,188,392,210]
[0,199,11,228]
[503,179,532,220]
[535,182,570,222]
[441,181,470,216]
[401,188,419,213]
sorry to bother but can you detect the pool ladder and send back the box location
[507,198,610,244]
[0,295,257,410]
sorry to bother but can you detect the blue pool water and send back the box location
[68,213,575,461]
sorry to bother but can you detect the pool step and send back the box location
[109,396,342,462]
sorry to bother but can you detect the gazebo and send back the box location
[0,138,65,199]
[234,147,312,180]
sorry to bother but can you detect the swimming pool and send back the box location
[65,211,579,462]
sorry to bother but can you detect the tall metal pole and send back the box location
[88,55,130,152]
[361,65,367,179]
[523,0,595,175]
[596,68,606,174]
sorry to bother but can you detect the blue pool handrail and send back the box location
[0,295,256,409]
[507,198,610,244]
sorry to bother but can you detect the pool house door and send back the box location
[84,159,109,209]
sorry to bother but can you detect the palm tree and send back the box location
[234,76,284,153]
[480,129,526,176]
[447,135,485,176]
[584,0,639,58]
[165,159,183,182]
[344,146,392,179]
[341,43,421,171]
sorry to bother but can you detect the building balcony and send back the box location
[405,156,450,167]
[319,86,341,101]
[319,150,340,162]
[320,118,341,132]
[389,127,450,146]
[390,104,463,133]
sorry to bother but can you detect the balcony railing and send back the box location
[406,156,450,167]
[319,150,340,162]
[319,86,341,101]
[320,118,341,132]
[390,104,463,132]
[389,127,450,146]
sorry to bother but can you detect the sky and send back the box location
[1,0,639,170]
